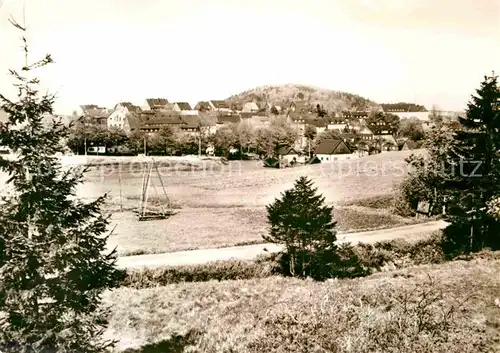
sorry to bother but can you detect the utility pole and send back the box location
[84,137,87,156]
[198,126,202,158]
[143,135,147,156]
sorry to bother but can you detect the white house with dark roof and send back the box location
[314,139,357,162]
[108,104,141,135]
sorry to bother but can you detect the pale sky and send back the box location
[1,0,499,114]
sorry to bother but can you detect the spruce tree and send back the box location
[442,73,500,255]
[264,176,337,277]
[0,20,124,352]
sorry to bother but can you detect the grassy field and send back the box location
[86,150,426,255]
[107,206,426,256]
[80,150,423,209]
[0,150,427,256]
[104,254,500,352]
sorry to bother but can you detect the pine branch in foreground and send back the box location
[0,19,125,353]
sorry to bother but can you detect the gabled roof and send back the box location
[146,98,169,109]
[116,102,141,114]
[211,100,230,109]
[402,140,423,150]
[139,111,183,126]
[289,101,313,113]
[376,134,398,146]
[277,146,297,156]
[175,102,193,111]
[126,113,141,130]
[243,102,260,111]
[314,139,351,155]
[195,101,211,111]
[358,126,374,135]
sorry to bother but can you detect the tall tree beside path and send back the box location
[264,176,338,278]
[441,73,500,256]
[0,19,124,352]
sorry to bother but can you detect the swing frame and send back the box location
[137,157,173,221]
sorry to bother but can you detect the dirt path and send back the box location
[116,220,449,269]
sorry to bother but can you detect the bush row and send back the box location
[121,233,446,288]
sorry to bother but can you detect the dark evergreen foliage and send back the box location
[264,176,339,278]
[441,74,500,255]
[0,20,125,352]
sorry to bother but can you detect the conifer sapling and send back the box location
[0,19,124,352]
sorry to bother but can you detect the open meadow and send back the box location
[104,253,500,352]
[95,150,426,255]
[0,150,428,255]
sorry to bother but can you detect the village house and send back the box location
[209,100,232,113]
[381,103,429,121]
[277,146,300,166]
[327,116,348,131]
[172,102,198,116]
[194,100,232,113]
[314,139,355,162]
[340,133,358,144]
[375,134,399,152]
[194,101,211,112]
[178,115,201,136]
[107,102,142,134]
[139,111,185,135]
[115,102,141,114]
[288,101,314,115]
[309,119,327,135]
[342,111,370,121]
[74,105,114,127]
[242,102,260,113]
[358,126,375,140]
[270,104,284,115]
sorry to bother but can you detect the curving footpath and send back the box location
[116,220,449,270]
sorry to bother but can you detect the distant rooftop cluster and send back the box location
[380,103,428,113]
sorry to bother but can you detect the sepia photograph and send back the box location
[0,0,499,352]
